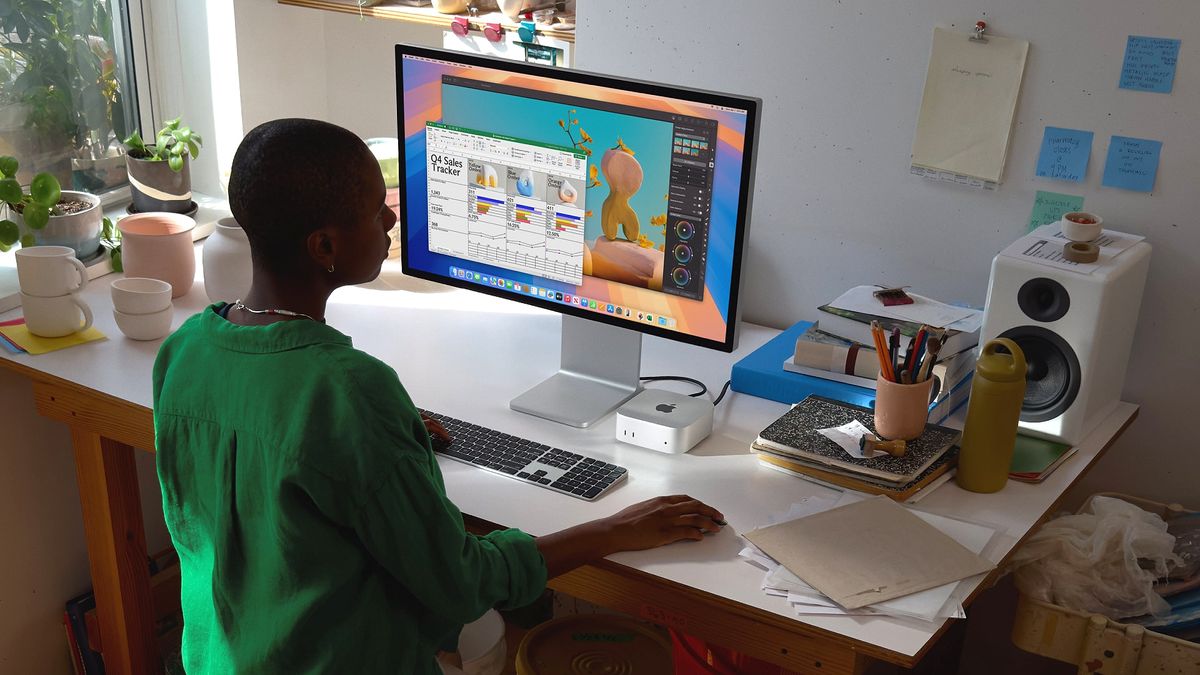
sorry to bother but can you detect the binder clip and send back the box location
[517,19,537,44]
[484,22,504,42]
[450,16,471,37]
[969,20,988,43]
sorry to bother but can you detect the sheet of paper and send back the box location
[1102,136,1163,192]
[828,285,980,329]
[1035,127,1094,182]
[999,224,1145,275]
[0,323,106,355]
[817,420,874,459]
[758,503,996,621]
[911,27,1030,183]
[1119,36,1182,93]
[1028,190,1084,232]
[745,495,994,609]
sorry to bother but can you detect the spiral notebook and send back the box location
[755,396,961,485]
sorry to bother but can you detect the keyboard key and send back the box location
[584,487,602,498]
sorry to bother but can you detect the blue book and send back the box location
[732,321,877,408]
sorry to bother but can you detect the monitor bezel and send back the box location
[395,44,760,353]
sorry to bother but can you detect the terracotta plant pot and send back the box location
[125,153,192,213]
[118,212,196,298]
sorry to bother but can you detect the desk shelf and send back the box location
[277,0,577,43]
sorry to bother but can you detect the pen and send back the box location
[890,328,900,378]
[909,326,928,382]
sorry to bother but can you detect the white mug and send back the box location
[20,291,94,338]
[15,246,89,297]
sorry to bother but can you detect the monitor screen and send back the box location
[396,46,758,351]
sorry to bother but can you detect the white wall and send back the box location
[578,0,1200,507]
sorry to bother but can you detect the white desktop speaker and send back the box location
[978,235,1151,446]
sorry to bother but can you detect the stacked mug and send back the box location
[16,246,94,338]
[110,278,174,340]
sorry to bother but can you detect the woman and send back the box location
[152,118,724,674]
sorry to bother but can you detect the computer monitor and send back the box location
[396,45,760,427]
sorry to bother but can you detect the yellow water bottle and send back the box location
[956,338,1027,493]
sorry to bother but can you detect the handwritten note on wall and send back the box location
[1029,191,1085,231]
[1119,36,1182,93]
[911,27,1030,184]
[1102,136,1163,192]
[1035,127,1094,182]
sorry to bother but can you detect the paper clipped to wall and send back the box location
[911,27,1030,186]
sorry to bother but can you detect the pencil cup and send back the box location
[873,375,935,441]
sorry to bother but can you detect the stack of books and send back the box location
[786,286,983,424]
[753,396,962,501]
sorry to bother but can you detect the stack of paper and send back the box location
[739,494,998,622]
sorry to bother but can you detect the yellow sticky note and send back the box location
[0,324,107,355]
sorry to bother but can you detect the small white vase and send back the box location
[202,217,253,303]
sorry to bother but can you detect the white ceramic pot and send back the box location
[202,217,253,303]
[1061,212,1103,242]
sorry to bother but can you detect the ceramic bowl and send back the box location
[111,277,173,315]
[1061,212,1103,242]
[113,306,173,341]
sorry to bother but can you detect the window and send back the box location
[0,0,141,195]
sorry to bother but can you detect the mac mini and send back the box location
[615,389,714,454]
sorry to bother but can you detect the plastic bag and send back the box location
[1010,495,1183,618]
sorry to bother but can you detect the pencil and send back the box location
[870,322,893,382]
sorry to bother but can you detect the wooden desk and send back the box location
[0,257,1138,674]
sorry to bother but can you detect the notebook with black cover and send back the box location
[755,395,961,484]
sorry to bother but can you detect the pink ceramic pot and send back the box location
[117,213,196,298]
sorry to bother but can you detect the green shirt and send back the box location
[152,305,547,674]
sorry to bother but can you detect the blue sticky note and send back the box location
[1102,136,1163,192]
[1035,127,1094,183]
[1119,36,1182,93]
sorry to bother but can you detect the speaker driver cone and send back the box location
[996,326,1081,423]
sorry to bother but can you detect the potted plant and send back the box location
[1,1,130,189]
[123,117,203,214]
[1,154,112,263]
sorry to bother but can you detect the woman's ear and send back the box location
[306,227,338,272]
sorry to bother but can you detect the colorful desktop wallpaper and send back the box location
[400,55,749,344]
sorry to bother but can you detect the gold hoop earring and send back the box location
[327,264,335,273]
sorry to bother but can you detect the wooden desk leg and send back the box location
[71,429,159,675]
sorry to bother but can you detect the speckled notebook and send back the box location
[755,396,961,484]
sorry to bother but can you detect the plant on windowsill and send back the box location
[123,117,203,215]
[1,1,129,189]
[1,154,118,268]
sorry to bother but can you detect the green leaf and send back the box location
[30,173,61,207]
[0,219,18,246]
[109,247,123,273]
[191,133,203,147]
[164,116,181,130]
[187,141,201,160]
[101,217,117,241]
[0,178,21,203]
[20,233,37,248]
[0,242,10,253]
[123,130,145,152]
[0,156,16,178]
[24,204,50,230]
[170,142,185,156]
[168,155,184,172]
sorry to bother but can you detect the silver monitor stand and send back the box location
[510,315,642,428]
